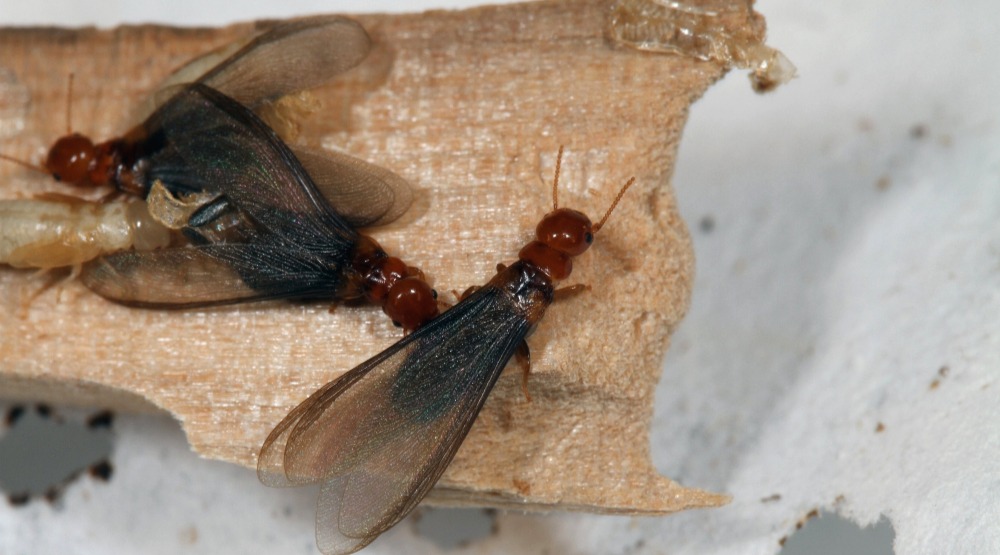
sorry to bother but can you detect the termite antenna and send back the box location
[65,73,76,134]
[552,145,564,210]
[592,176,636,233]
[0,153,50,175]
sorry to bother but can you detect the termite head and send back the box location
[517,146,635,282]
[45,133,100,186]
[45,72,108,187]
[0,133,112,188]
[536,208,594,256]
[1,75,115,189]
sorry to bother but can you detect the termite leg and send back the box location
[56,264,85,303]
[495,262,507,273]
[19,269,70,316]
[553,283,590,301]
[455,286,479,302]
[515,340,532,403]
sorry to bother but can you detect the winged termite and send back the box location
[1,16,405,264]
[3,16,413,231]
[2,19,437,329]
[257,147,636,554]
[80,84,439,331]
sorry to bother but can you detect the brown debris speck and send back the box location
[4,406,25,426]
[89,460,114,481]
[43,486,61,503]
[86,410,115,429]
[513,478,532,496]
[796,509,820,530]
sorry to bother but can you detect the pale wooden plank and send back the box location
[0,0,767,513]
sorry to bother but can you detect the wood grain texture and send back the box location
[0,0,763,513]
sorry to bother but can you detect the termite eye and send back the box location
[536,208,593,256]
[431,289,438,299]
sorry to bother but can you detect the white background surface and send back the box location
[2,0,998,554]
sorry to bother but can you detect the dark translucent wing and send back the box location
[197,16,372,110]
[135,17,369,122]
[258,286,532,554]
[134,44,241,124]
[140,83,357,253]
[81,242,342,307]
[294,147,412,228]
[143,19,408,226]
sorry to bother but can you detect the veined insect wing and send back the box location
[82,83,435,328]
[293,147,412,229]
[132,84,356,244]
[257,147,636,553]
[196,16,372,111]
[144,16,371,116]
[187,16,412,227]
[143,85,411,231]
[81,240,343,307]
[80,84,359,306]
[8,16,412,228]
[259,282,533,554]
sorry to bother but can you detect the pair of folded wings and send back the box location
[258,280,535,554]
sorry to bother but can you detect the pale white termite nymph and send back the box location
[0,196,171,270]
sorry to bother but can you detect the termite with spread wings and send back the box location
[1,18,439,330]
[257,147,635,554]
[81,82,439,331]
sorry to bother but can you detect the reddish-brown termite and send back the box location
[1,18,439,330]
[258,147,636,553]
